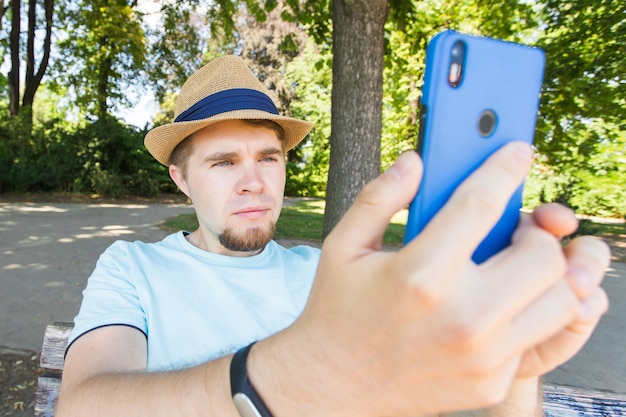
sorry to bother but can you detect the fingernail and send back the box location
[511,142,533,161]
[386,151,415,178]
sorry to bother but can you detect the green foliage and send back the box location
[283,41,332,197]
[0,112,82,193]
[0,112,172,197]
[0,0,622,219]
[381,0,539,171]
[147,1,206,103]
[70,117,171,197]
[525,123,626,219]
[532,0,625,215]
[282,0,332,45]
[51,0,147,118]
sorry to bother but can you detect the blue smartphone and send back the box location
[403,30,546,264]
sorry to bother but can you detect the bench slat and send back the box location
[39,322,73,371]
[543,384,626,416]
[34,322,72,417]
[34,375,61,417]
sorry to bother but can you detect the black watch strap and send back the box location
[230,342,274,417]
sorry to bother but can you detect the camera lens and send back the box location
[448,40,466,88]
[478,110,497,137]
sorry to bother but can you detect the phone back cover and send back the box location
[404,30,545,263]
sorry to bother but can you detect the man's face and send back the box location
[169,119,286,256]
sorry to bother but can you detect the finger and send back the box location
[325,151,423,254]
[529,203,579,238]
[563,236,611,299]
[576,286,610,326]
[477,225,568,325]
[509,279,579,356]
[408,142,533,264]
[517,288,609,378]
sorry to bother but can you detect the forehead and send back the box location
[190,120,282,151]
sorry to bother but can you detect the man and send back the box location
[58,55,610,417]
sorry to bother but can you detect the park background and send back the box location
[0,0,624,230]
[0,1,625,415]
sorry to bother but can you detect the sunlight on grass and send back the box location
[159,199,625,258]
[277,200,406,245]
[160,199,408,245]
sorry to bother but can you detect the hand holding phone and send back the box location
[404,30,545,263]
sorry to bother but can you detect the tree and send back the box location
[147,0,206,105]
[283,41,332,197]
[236,3,309,117]
[527,0,625,214]
[52,0,146,120]
[322,0,389,236]
[380,0,540,169]
[23,0,53,113]
[8,0,19,116]
[535,0,625,166]
[6,0,53,123]
[322,0,541,235]
[143,0,623,219]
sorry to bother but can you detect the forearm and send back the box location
[444,377,542,417]
[57,356,238,417]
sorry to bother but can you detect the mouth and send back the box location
[234,206,271,220]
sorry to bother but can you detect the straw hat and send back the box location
[144,55,314,166]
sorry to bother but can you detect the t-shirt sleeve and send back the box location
[68,241,147,350]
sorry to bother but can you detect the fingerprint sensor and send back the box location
[478,110,497,137]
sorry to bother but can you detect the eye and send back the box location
[260,156,279,163]
[213,160,233,167]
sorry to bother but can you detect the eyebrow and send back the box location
[202,147,283,163]
[258,147,284,157]
[203,151,238,163]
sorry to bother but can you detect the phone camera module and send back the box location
[478,110,497,137]
[448,40,466,88]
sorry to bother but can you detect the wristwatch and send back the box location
[230,342,274,417]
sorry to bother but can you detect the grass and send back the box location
[160,200,625,260]
[160,199,408,246]
[575,219,626,238]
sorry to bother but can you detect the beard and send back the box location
[218,222,276,253]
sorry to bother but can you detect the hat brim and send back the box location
[144,109,314,166]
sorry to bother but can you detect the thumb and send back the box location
[325,151,422,254]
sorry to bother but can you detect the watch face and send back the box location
[233,393,263,417]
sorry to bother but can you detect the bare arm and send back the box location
[245,146,607,416]
[57,326,238,417]
[58,144,608,417]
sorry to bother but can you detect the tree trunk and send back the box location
[97,50,112,120]
[8,0,21,117]
[22,0,54,123]
[0,2,9,29]
[322,0,389,238]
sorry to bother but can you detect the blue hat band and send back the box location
[175,88,279,123]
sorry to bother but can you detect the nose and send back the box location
[237,162,265,194]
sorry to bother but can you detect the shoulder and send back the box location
[103,231,183,254]
[269,240,321,262]
[95,232,185,267]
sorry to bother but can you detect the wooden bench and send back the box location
[35,322,626,416]
[34,322,73,417]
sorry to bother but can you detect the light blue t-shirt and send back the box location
[69,231,321,371]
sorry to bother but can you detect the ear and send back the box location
[169,165,190,198]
